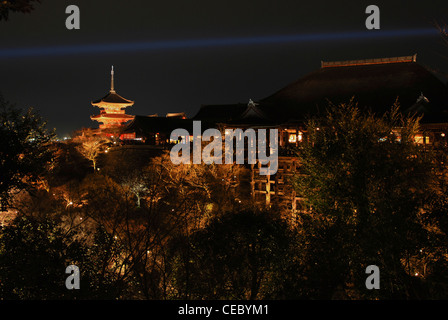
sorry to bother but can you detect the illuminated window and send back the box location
[170,136,189,144]
[414,135,430,144]
[414,135,423,144]
[288,134,297,143]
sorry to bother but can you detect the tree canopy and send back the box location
[294,100,447,298]
[0,0,42,21]
[0,95,55,211]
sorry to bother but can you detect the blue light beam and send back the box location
[0,28,440,59]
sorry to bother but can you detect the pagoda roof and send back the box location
[92,91,134,105]
[91,113,135,120]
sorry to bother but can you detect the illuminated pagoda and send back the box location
[91,66,134,137]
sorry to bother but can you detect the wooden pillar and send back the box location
[266,173,271,206]
[250,163,255,200]
[296,128,299,147]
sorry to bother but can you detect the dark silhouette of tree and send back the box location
[0,215,126,299]
[0,95,55,211]
[294,100,447,299]
[168,208,298,299]
[0,0,42,21]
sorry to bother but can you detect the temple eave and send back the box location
[91,101,134,107]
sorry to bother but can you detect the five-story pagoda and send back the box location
[91,66,134,134]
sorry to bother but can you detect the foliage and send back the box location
[0,215,126,299]
[294,100,447,299]
[0,0,42,21]
[3,94,448,300]
[48,141,91,187]
[72,129,108,171]
[167,208,298,300]
[0,95,55,211]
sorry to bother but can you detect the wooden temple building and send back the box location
[183,55,448,215]
[108,55,448,218]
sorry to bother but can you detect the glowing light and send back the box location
[414,135,430,144]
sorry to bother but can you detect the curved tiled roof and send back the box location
[258,58,448,124]
[92,91,134,105]
[193,103,248,122]
[122,115,194,135]
[91,113,134,119]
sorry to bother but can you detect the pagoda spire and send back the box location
[110,65,115,93]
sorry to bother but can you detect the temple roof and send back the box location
[193,103,248,122]
[193,55,448,125]
[122,115,194,135]
[92,66,134,106]
[259,56,448,124]
[92,91,134,105]
[91,113,134,120]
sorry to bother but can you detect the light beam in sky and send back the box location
[0,28,439,59]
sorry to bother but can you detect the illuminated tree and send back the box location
[88,149,247,299]
[0,95,55,211]
[148,150,245,217]
[73,129,108,171]
[76,172,190,299]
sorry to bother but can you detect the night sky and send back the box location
[1,0,448,137]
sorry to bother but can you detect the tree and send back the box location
[0,95,55,211]
[0,215,131,299]
[294,100,443,299]
[73,129,108,171]
[168,208,298,300]
[0,0,42,21]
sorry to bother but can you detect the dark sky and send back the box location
[1,0,448,137]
